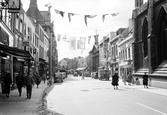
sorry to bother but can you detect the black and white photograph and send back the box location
[0,0,167,115]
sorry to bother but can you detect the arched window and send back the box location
[142,17,148,58]
[157,7,167,64]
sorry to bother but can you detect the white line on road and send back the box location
[136,102,167,115]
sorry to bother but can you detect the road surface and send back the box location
[47,75,167,115]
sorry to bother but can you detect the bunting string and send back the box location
[54,8,119,26]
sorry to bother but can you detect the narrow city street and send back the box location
[47,75,167,115]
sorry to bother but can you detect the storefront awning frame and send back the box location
[0,44,33,60]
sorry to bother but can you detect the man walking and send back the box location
[24,72,34,99]
[16,72,24,96]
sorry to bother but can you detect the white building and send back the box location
[118,19,134,77]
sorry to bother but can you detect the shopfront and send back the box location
[0,44,33,91]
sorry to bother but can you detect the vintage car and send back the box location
[54,72,63,83]
[98,69,110,81]
[74,71,78,77]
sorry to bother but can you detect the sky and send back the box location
[22,0,147,61]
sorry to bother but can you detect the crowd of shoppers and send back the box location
[0,70,48,99]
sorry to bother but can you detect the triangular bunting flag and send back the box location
[84,15,97,26]
[68,13,74,22]
[111,12,119,16]
[102,14,109,22]
[55,9,65,17]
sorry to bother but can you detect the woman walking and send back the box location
[143,72,148,88]
[4,72,12,98]
[111,72,119,90]
[34,72,41,88]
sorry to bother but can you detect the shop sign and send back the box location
[23,41,29,46]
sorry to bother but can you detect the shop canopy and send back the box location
[120,64,132,69]
[76,67,86,71]
[0,44,33,60]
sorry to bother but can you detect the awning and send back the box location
[76,67,86,71]
[0,44,33,60]
[120,64,132,69]
[98,66,104,69]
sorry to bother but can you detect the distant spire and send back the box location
[29,0,37,8]
[45,3,52,12]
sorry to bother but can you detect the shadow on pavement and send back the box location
[80,89,90,92]
[54,112,65,115]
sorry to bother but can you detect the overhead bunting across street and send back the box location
[54,9,119,26]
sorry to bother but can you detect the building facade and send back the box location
[132,0,167,88]
[118,19,134,78]
[26,0,58,77]
[0,2,34,91]
[109,28,126,75]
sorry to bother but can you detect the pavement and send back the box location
[0,82,53,115]
[118,79,167,97]
[0,77,166,115]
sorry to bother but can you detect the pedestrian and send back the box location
[34,72,41,88]
[127,71,133,85]
[24,72,34,99]
[135,77,140,85]
[81,72,85,80]
[0,70,5,94]
[111,72,119,89]
[122,73,127,85]
[16,72,24,96]
[4,71,12,98]
[143,72,148,88]
[42,73,46,84]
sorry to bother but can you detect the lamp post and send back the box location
[49,32,53,82]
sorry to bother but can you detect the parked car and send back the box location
[54,72,63,83]
[74,72,78,77]
[61,72,67,79]
[59,69,68,79]
[98,69,110,80]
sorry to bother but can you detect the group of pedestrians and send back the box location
[1,70,46,99]
[111,71,149,90]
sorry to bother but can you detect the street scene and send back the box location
[47,75,167,115]
[0,0,167,115]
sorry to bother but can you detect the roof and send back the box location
[26,5,44,22]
